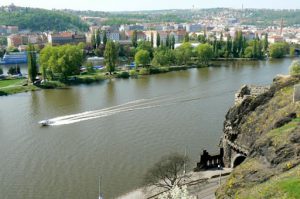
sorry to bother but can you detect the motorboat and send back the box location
[39,120,53,126]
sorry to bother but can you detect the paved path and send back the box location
[117,168,232,199]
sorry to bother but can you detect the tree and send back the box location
[132,30,138,48]
[290,46,295,57]
[27,44,37,83]
[175,42,193,65]
[166,34,170,48]
[244,46,253,58]
[137,41,153,59]
[104,40,117,74]
[157,33,161,48]
[171,35,176,50]
[0,67,3,75]
[91,31,97,49]
[144,153,188,190]
[184,33,190,43]
[152,47,175,66]
[263,33,269,53]
[269,43,286,58]
[96,29,101,48]
[196,43,214,65]
[102,31,108,47]
[135,49,150,68]
[150,32,154,48]
[39,45,83,80]
[289,60,300,75]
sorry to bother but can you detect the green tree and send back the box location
[289,60,300,75]
[166,34,170,48]
[263,33,269,53]
[132,30,138,48]
[104,40,117,74]
[137,41,153,59]
[157,33,161,48]
[269,43,286,58]
[102,31,108,47]
[196,43,214,65]
[175,42,193,65]
[244,46,253,58]
[0,67,3,75]
[150,32,154,48]
[184,33,190,43]
[27,44,38,83]
[91,31,97,49]
[135,49,150,68]
[152,47,175,66]
[96,29,101,48]
[290,46,295,57]
[171,35,176,50]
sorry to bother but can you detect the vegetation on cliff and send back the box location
[217,75,300,198]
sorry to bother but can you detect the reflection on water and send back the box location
[0,58,293,199]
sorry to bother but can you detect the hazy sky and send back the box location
[1,0,300,11]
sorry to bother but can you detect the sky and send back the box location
[0,0,300,11]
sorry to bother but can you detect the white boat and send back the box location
[39,120,53,126]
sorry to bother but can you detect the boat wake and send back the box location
[39,88,237,126]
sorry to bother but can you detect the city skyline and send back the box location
[0,0,300,11]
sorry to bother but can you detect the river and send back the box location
[0,58,295,199]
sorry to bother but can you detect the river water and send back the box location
[0,58,295,199]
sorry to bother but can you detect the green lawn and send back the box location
[0,79,26,88]
[278,177,300,198]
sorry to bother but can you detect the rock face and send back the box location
[217,75,300,198]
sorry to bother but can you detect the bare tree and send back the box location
[144,153,189,190]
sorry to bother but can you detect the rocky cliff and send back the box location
[217,75,300,198]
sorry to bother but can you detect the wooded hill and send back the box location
[0,6,88,32]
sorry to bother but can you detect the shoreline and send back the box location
[0,57,290,97]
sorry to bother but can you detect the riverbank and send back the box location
[117,168,232,199]
[0,78,39,96]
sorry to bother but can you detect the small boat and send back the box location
[39,120,53,126]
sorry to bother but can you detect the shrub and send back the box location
[138,68,150,75]
[289,60,300,75]
[129,70,138,77]
[116,71,130,79]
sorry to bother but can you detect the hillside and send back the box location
[0,5,88,32]
[216,75,300,198]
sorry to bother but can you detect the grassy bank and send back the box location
[0,78,39,96]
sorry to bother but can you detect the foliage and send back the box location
[270,43,289,58]
[0,67,3,75]
[135,49,150,68]
[0,37,7,46]
[39,44,84,80]
[129,69,138,77]
[289,60,300,76]
[175,42,193,65]
[152,47,175,66]
[116,71,130,79]
[138,68,150,75]
[132,30,138,48]
[0,6,88,31]
[27,44,38,83]
[7,65,21,75]
[104,40,118,74]
[137,41,153,58]
[195,43,213,65]
[86,62,96,74]
[144,153,188,190]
